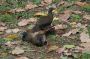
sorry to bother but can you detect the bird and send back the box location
[32,7,55,31]
[21,7,56,47]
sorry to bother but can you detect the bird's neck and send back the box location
[48,11,53,17]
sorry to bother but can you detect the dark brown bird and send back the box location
[32,7,55,32]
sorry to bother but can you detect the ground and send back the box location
[0,0,90,59]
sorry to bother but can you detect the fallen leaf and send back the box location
[0,26,7,31]
[41,0,52,6]
[16,57,29,59]
[72,11,82,15]
[9,8,25,13]
[28,18,37,23]
[63,45,75,48]
[12,28,20,33]
[81,42,90,51]
[59,10,71,22]
[11,47,24,55]
[25,2,37,10]
[6,34,18,40]
[0,22,6,26]
[56,48,65,54]
[5,29,12,34]
[18,19,31,26]
[47,45,59,52]
[80,32,90,42]
[54,24,67,30]
[44,0,52,4]
[62,29,79,36]
[83,15,90,20]
[75,2,86,6]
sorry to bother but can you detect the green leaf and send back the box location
[63,45,75,48]
[27,24,35,29]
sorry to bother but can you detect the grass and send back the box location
[81,4,90,12]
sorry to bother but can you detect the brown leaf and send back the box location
[54,24,67,30]
[80,32,90,42]
[11,47,24,55]
[0,26,7,31]
[9,8,25,13]
[80,42,90,51]
[43,0,52,4]
[72,11,82,15]
[56,48,64,54]
[12,28,20,33]
[16,57,29,59]
[47,45,59,52]
[5,29,12,34]
[75,2,86,6]
[25,2,37,10]
[83,15,90,20]
[18,19,31,26]
[0,22,6,26]
[59,10,71,22]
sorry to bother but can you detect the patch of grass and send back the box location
[87,24,90,36]
[15,11,34,19]
[81,4,90,12]
[52,0,60,3]
[5,0,28,8]
[70,14,82,22]
[32,0,41,5]
[0,14,16,22]
[0,4,12,12]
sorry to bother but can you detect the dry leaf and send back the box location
[72,11,82,15]
[28,18,37,23]
[12,47,24,55]
[6,29,12,34]
[16,57,29,59]
[9,8,25,13]
[59,10,71,22]
[47,45,59,52]
[62,29,79,36]
[44,0,52,4]
[12,28,20,33]
[18,19,31,26]
[80,32,90,42]
[6,34,18,39]
[25,2,37,10]
[75,2,86,6]
[54,24,67,30]
[0,26,7,31]
[83,15,90,20]
[56,48,64,54]
[80,42,90,51]
[0,22,6,26]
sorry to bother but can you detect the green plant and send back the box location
[70,14,81,22]
[0,14,16,23]
[87,24,90,36]
[81,5,90,12]
[32,0,41,5]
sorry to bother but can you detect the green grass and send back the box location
[70,14,82,22]
[81,5,90,12]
